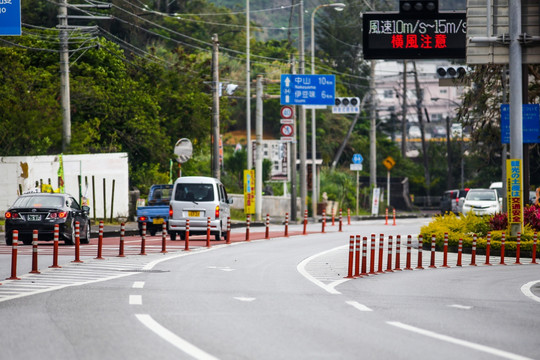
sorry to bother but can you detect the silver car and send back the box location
[462,189,500,215]
[168,176,232,241]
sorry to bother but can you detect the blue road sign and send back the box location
[0,0,21,36]
[280,74,335,106]
[352,153,363,164]
[501,104,540,144]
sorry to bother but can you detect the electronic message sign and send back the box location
[362,11,466,60]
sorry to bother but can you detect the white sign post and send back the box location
[371,187,380,216]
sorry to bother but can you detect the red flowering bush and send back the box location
[524,205,540,231]
[489,212,508,230]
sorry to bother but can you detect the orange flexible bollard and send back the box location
[500,232,506,265]
[354,235,361,278]
[395,235,402,271]
[206,217,211,248]
[118,223,126,257]
[30,230,40,274]
[140,221,147,255]
[377,234,385,274]
[284,213,289,237]
[416,235,424,270]
[95,220,105,260]
[184,219,191,251]
[404,235,413,270]
[7,231,20,280]
[369,234,376,275]
[245,214,251,241]
[470,234,477,266]
[429,234,437,268]
[265,214,270,239]
[485,231,492,265]
[515,232,521,264]
[226,217,231,244]
[386,235,394,273]
[347,208,351,225]
[361,236,368,276]
[72,222,83,263]
[303,210,308,235]
[345,235,355,279]
[50,224,61,268]
[532,232,538,264]
[339,209,343,232]
[442,232,450,268]
[456,238,463,266]
[161,222,168,253]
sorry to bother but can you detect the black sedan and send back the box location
[4,193,91,245]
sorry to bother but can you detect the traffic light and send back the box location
[399,1,438,14]
[333,97,360,114]
[436,66,468,86]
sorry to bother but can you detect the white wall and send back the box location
[0,153,129,219]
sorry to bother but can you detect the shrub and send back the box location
[489,213,508,230]
[524,205,540,231]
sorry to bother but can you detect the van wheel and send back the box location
[149,228,157,236]
[169,231,177,241]
[214,231,221,242]
[180,232,186,241]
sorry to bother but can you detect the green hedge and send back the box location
[420,212,538,256]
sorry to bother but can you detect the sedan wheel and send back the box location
[80,223,91,244]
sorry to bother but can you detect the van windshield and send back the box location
[174,183,214,202]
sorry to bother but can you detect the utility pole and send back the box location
[290,56,298,221]
[255,75,263,221]
[298,0,307,218]
[412,61,430,205]
[212,34,220,179]
[401,60,408,158]
[59,0,71,152]
[246,0,252,170]
[369,60,377,188]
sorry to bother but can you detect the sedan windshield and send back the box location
[467,191,496,201]
[13,195,64,208]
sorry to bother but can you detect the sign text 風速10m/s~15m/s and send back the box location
[362,12,466,60]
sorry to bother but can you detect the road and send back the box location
[0,218,538,360]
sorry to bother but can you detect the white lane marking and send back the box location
[346,300,373,312]
[387,321,533,360]
[133,281,145,289]
[448,304,473,310]
[234,297,256,302]
[136,314,219,360]
[521,280,540,303]
[129,295,142,305]
[297,245,349,295]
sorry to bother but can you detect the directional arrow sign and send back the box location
[280,74,335,106]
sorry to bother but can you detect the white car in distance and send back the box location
[461,188,501,215]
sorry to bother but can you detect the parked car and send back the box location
[440,189,469,214]
[4,193,91,245]
[462,188,500,215]
[168,176,232,241]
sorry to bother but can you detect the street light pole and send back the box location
[310,3,345,221]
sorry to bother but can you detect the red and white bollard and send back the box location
[354,235,361,278]
[515,232,522,264]
[7,230,20,280]
[456,238,463,266]
[395,235,402,271]
[321,210,326,233]
[392,209,396,226]
[331,210,335,226]
[118,223,126,257]
[184,219,190,251]
[377,234,384,274]
[226,217,231,244]
[339,209,343,232]
[284,213,289,237]
[140,221,147,256]
[429,234,437,268]
[206,217,211,248]
[303,209,308,235]
[385,208,389,225]
[416,235,424,270]
[265,214,270,239]
[245,214,251,241]
[386,235,394,273]
[404,235,413,270]
[161,222,168,253]
[532,232,538,264]
[95,220,105,260]
[485,231,492,265]
[30,230,40,274]
[345,235,355,279]
[50,224,61,268]
[369,234,376,275]
[442,232,449,268]
[72,221,83,263]
[361,236,368,276]
[347,208,351,225]
[470,234,477,266]
[500,232,506,265]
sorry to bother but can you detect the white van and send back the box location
[168,176,232,241]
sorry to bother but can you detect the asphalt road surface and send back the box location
[0,218,538,360]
